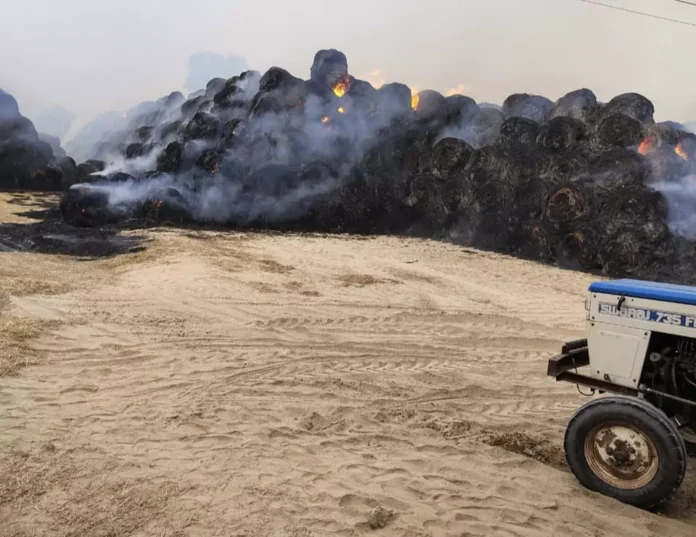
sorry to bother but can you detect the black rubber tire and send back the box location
[564,395,687,509]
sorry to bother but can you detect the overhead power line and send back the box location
[673,0,696,7]
[577,0,696,27]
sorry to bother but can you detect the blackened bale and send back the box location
[157,141,184,173]
[502,93,554,123]
[601,93,655,124]
[413,90,448,123]
[445,95,478,125]
[596,113,644,149]
[0,116,39,142]
[205,78,227,98]
[0,139,52,190]
[181,112,221,142]
[60,185,125,227]
[376,83,412,120]
[590,148,648,192]
[310,49,349,89]
[432,137,475,180]
[138,187,194,224]
[537,117,588,152]
[0,88,21,119]
[465,108,504,148]
[549,89,599,124]
[250,67,307,115]
[497,117,540,149]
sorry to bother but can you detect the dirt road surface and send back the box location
[1,193,694,536]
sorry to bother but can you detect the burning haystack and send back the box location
[0,89,95,191]
[3,49,696,282]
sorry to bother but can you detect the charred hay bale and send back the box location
[213,78,248,110]
[497,117,540,149]
[599,223,675,277]
[432,137,475,180]
[38,133,65,157]
[136,126,153,142]
[549,89,599,124]
[590,148,648,192]
[0,115,39,142]
[402,129,437,175]
[406,172,473,232]
[502,94,553,123]
[602,93,655,124]
[0,89,20,119]
[310,49,349,89]
[511,177,553,220]
[24,163,63,191]
[199,101,214,115]
[345,78,379,114]
[181,96,205,119]
[181,112,221,142]
[645,145,690,183]
[472,181,512,215]
[220,118,248,150]
[376,83,413,120]
[79,159,106,175]
[159,120,183,142]
[543,177,598,230]
[206,78,227,98]
[250,68,307,116]
[196,148,223,174]
[554,228,601,270]
[125,143,144,159]
[508,220,552,260]
[541,151,590,185]
[137,187,194,224]
[60,184,129,227]
[56,156,81,189]
[157,141,184,173]
[0,139,52,190]
[445,95,478,125]
[537,117,588,152]
[599,187,669,238]
[466,145,545,190]
[467,107,504,147]
[413,90,448,123]
[596,113,644,149]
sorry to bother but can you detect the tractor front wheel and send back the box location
[564,395,687,509]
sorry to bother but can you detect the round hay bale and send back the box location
[432,137,475,180]
[502,93,553,123]
[537,117,588,152]
[497,117,541,150]
[596,113,644,149]
[602,93,655,124]
[549,88,598,123]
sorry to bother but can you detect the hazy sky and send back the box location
[2,0,696,139]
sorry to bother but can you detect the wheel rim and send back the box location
[584,422,660,490]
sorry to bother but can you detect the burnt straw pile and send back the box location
[0,89,96,191]
[5,50,696,281]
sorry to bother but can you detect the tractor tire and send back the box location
[564,395,687,509]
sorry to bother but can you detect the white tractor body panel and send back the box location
[585,290,696,389]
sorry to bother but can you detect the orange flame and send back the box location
[638,138,652,155]
[676,143,688,161]
[411,92,420,111]
[337,106,345,114]
[321,116,329,124]
[332,81,347,98]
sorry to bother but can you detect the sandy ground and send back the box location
[0,193,694,537]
